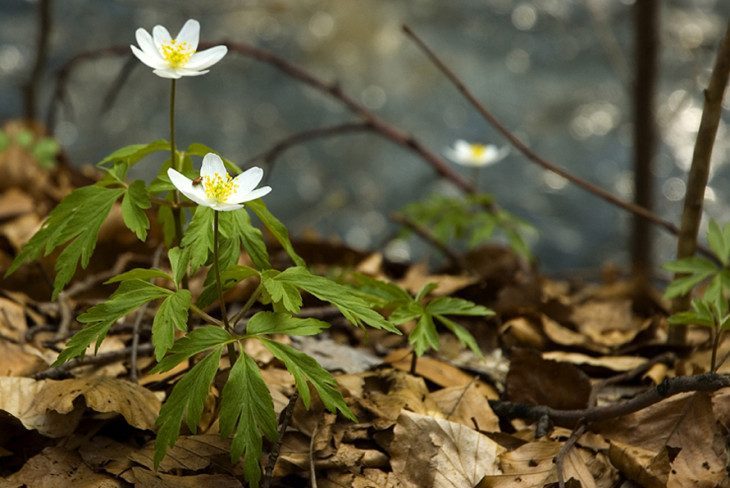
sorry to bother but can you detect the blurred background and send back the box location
[1,0,728,276]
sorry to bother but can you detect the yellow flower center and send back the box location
[469,144,487,158]
[203,172,237,203]
[161,40,193,68]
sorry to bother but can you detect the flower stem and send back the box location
[213,211,238,364]
[231,284,263,332]
[169,79,184,247]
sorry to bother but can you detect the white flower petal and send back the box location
[211,202,245,212]
[186,46,228,70]
[153,68,183,79]
[172,68,209,77]
[167,168,209,206]
[135,28,164,61]
[231,186,271,204]
[201,153,228,178]
[152,25,172,50]
[231,167,264,195]
[131,45,167,70]
[176,19,200,51]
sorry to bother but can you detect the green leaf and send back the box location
[53,280,170,365]
[157,205,177,249]
[415,282,438,302]
[168,247,190,286]
[152,290,192,361]
[409,314,440,357]
[433,314,482,356]
[246,311,329,337]
[261,270,303,314]
[7,185,124,298]
[664,271,714,299]
[426,297,494,317]
[662,256,718,274]
[707,220,730,265]
[246,200,304,267]
[105,268,172,284]
[98,139,169,168]
[260,339,355,420]
[230,209,270,270]
[154,348,223,468]
[219,353,278,487]
[197,265,260,309]
[353,274,412,308]
[152,326,233,373]
[272,267,399,333]
[121,180,151,240]
[389,302,423,325]
[181,206,214,272]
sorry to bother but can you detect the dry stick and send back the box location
[555,423,586,488]
[309,422,319,488]
[22,0,52,121]
[670,21,730,344]
[401,25,716,260]
[34,343,154,380]
[489,372,730,427]
[631,0,659,289]
[262,390,300,488]
[390,212,466,270]
[246,121,374,182]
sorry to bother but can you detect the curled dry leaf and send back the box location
[428,381,500,432]
[129,434,233,473]
[120,467,242,488]
[0,341,47,376]
[541,351,646,374]
[390,410,503,488]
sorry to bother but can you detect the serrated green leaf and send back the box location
[98,139,169,168]
[664,272,714,299]
[219,353,278,486]
[152,326,233,373]
[389,302,423,325]
[105,268,172,284]
[155,348,223,468]
[181,206,214,272]
[261,269,303,313]
[409,314,439,357]
[231,209,270,270]
[121,180,151,240]
[197,265,260,309]
[353,274,412,308]
[246,200,304,267]
[433,314,482,356]
[246,311,329,337]
[707,220,729,265]
[415,282,438,302]
[157,205,178,249]
[426,297,494,317]
[7,185,124,297]
[260,339,355,421]
[272,267,399,333]
[167,247,189,286]
[152,290,192,360]
[53,279,170,365]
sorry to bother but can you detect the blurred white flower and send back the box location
[445,140,509,167]
[167,153,271,211]
[130,19,227,79]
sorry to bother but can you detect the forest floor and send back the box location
[0,123,728,488]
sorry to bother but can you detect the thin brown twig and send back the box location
[34,343,154,380]
[555,423,586,488]
[401,25,716,260]
[588,351,676,406]
[262,390,300,488]
[489,372,730,427]
[309,422,319,488]
[391,212,466,270]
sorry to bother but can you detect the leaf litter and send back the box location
[0,121,728,487]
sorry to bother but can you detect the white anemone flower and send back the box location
[131,19,227,79]
[445,139,510,167]
[167,153,271,211]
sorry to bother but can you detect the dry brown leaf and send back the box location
[608,441,668,488]
[541,351,646,373]
[120,467,242,488]
[506,348,591,410]
[541,314,587,347]
[364,369,437,426]
[0,341,47,376]
[0,376,81,437]
[390,410,503,488]
[428,381,500,432]
[33,376,160,430]
[571,300,650,348]
[398,262,478,296]
[129,434,232,473]
[4,446,121,488]
[499,317,545,349]
[596,392,726,487]
[0,188,33,220]
[0,298,27,342]
[324,468,405,488]
[78,436,136,476]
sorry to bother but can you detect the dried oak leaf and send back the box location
[390,410,503,488]
[0,377,81,437]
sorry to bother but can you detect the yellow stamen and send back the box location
[161,39,192,68]
[203,172,237,203]
[469,144,487,158]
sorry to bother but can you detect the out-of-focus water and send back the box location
[1,0,728,275]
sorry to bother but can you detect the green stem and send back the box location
[169,79,184,247]
[213,211,238,364]
[710,328,723,373]
[231,284,263,331]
